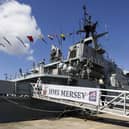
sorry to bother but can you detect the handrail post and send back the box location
[97,89,101,113]
[14,81,17,96]
[124,92,126,115]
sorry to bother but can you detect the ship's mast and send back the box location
[78,5,107,54]
[82,5,97,38]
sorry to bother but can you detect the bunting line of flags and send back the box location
[0,43,5,47]
[0,35,42,48]
[47,32,73,41]
[16,36,27,48]
[3,36,12,46]
[0,31,78,48]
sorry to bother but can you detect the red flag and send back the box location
[27,35,34,42]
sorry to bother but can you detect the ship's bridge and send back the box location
[67,37,105,67]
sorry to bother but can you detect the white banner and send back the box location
[33,83,100,106]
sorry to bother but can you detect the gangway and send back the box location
[31,82,129,118]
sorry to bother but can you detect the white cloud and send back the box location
[0,0,41,60]
[26,55,35,61]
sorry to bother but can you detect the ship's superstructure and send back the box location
[9,5,129,94]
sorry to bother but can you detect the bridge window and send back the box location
[69,49,76,58]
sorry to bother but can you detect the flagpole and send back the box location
[55,34,62,50]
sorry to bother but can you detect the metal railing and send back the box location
[31,82,129,118]
[98,89,129,117]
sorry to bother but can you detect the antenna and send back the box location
[4,73,8,80]
[104,24,109,40]
[76,5,108,54]
[83,5,87,22]
[77,5,98,38]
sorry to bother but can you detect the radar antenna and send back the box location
[77,5,108,54]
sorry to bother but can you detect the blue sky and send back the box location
[0,0,129,79]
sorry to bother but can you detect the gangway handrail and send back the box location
[31,82,129,118]
[100,88,129,94]
[99,88,129,116]
[100,93,123,110]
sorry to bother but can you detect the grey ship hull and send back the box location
[0,77,97,122]
[0,97,69,122]
[0,80,72,122]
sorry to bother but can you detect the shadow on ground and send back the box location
[0,97,129,128]
[77,113,129,128]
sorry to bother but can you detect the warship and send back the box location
[0,5,129,122]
